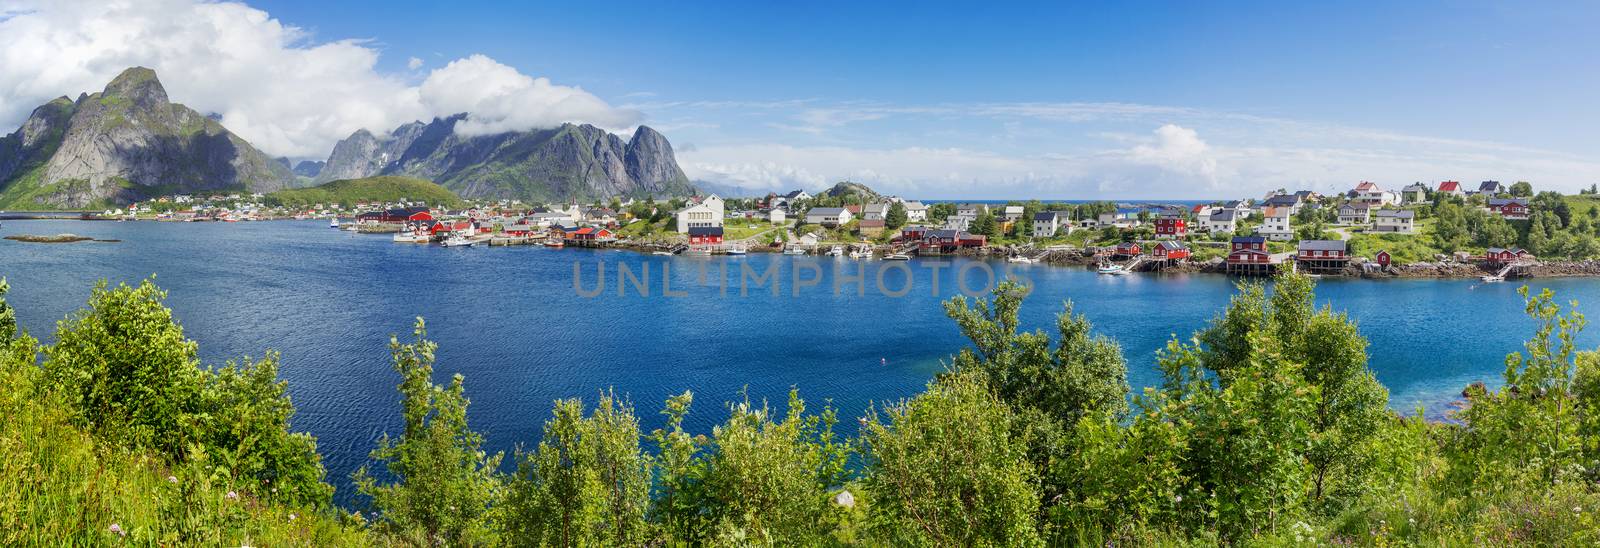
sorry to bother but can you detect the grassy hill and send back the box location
[266,175,462,208]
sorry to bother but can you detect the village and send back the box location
[89,178,1592,282]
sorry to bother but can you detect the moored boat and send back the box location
[883,253,911,261]
[329,218,340,228]
[441,235,476,247]
[1097,264,1126,275]
[1007,256,1036,264]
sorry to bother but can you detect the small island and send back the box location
[4,233,114,243]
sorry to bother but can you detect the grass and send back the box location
[0,359,367,546]
[266,176,462,209]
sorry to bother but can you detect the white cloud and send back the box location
[406,56,423,70]
[418,55,639,136]
[0,0,637,158]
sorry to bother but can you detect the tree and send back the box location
[195,352,333,507]
[1510,181,1534,197]
[885,201,908,230]
[503,392,652,546]
[972,212,999,237]
[354,318,504,545]
[1163,273,1388,536]
[861,371,1043,547]
[42,279,204,458]
[693,390,851,545]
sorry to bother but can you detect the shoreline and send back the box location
[9,216,1596,281]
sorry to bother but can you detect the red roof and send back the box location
[1355,181,1378,191]
[1439,181,1460,192]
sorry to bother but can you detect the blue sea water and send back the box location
[3,219,1596,502]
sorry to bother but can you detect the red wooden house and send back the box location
[429,220,474,236]
[1114,241,1142,257]
[1152,240,1190,260]
[357,206,433,223]
[1227,236,1270,264]
[1487,199,1530,220]
[1485,247,1533,264]
[687,226,724,245]
[898,226,929,242]
[1154,217,1187,238]
[920,229,985,254]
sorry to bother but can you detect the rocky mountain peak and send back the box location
[101,66,169,108]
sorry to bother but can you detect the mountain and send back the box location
[0,67,294,208]
[266,175,461,208]
[692,179,767,198]
[821,181,880,199]
[291,160,325,178]
[315,117,695,202]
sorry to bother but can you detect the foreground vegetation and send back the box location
[5,272,1600,545]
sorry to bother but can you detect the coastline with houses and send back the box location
[15,178,1600,281]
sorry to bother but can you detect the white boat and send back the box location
[1007,256,1036,264]
[441,235,476,247]
[1481,275,1504,283]
[686,247,712,256]
[1097,264,1127,275]
[393,232,430,243]
[826,245,844,257]
[783,247,808,255]
[725,245,748,255]
[883,253,911,261]
[329,218,340,228]
[652,250,675,256]
[849,248,871,259]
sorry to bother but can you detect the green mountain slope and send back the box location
[266,175,462,208]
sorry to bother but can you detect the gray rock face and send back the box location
[0,67,294,207]
[291,160,325,178]
[316,116,694,202]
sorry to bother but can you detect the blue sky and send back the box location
[5,0,1600,198]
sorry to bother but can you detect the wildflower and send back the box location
[1174,494,1183,503]
[166,475,177,484]
[225,491,238,501]
[1575,506,1583,514]
[288,513,297,521]
[108,523,125,537]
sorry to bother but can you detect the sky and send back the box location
[2,0,1599,199]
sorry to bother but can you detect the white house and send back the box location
[1349,181,1398,206]
[767,208,786,224]
[1201,210,1238,233]
[944,215,973,231]
[1373,209,1416,233]
[1257,206,1294,241]
[1001,205,1026,222]
[1337,203,1372,225]
[1032,211,1066,238]
[1437,181,1464,198]
[1401,183,1429,204]
[861,203,891,221]
[676,202,723,233]
[784,189,813,202]
[805,207,853,227]
[902,201,929,222]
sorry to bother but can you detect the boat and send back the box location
[329,218,340,229]
[544,240,565,248]
[686,247,713,256]
[783,246,808,255]
[441,234,476,247]
[826,245,844,257]
[1007,256,1036,264]
[849,247,871,259]
[883,253,911,261]
[1481,275,1504,283]
[652,250,675,256]
[725,245,748,255]
[1097,264,1127,275]
[393,232,430,243]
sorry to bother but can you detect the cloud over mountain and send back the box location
[0,0,635,158]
